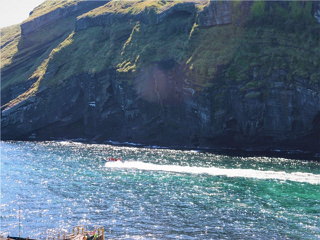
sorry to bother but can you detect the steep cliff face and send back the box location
[1,0,320,152]
[198,1,232,26]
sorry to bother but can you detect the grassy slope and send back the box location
[1,0,105,109]
[41,1,320,87]
[1,24,21,68]
[0,0,80,92]
[2,1,320,109]
[1,16,76,91]
[1,8,78,109]
[24,5,197,88]
[21,0,208,89]
[81,0,207,17]
[25,0,78,21]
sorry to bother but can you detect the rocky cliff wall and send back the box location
[1,0,320,153]
[2,62,319,151]
[198,1,232,27]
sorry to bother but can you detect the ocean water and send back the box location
[0,141,319,239]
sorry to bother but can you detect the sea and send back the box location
[0,141,319,239]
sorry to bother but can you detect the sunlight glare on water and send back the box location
[0,141,319,239]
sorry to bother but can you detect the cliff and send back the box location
[1,0,320,153]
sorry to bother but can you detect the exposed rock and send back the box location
[2,64,319,151]
[198,1,232,27]
[156,2,196,24]
[76,1,197,31]
[314,1,320,23]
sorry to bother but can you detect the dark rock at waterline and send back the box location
[2,66,319,153]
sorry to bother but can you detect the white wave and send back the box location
[55,140,84,146]
[105,161,320,184]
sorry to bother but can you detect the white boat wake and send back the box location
[105,161,320,184]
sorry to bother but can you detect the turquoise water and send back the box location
[0,141,319,239]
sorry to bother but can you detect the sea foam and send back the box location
[105,161,320,184]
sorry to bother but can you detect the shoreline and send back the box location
[104,140,320,162]
[2,138,319,161]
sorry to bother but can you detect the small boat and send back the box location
[107,157,122,162]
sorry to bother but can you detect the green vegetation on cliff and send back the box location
[40,1,320,88]
[81,0,206,17]
[1,15,77,109]
[25,0,78,21]
[1,0,320,109]
[1,24,21,68]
